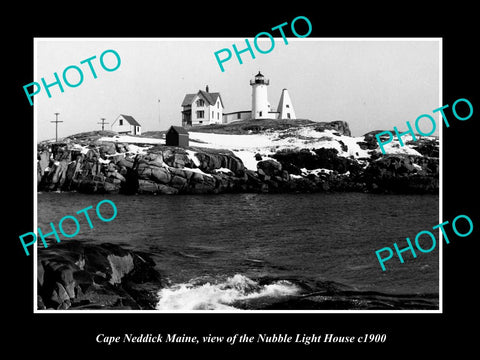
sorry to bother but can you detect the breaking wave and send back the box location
[156,274,300,310]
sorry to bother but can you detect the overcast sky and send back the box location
[35,38,440,141]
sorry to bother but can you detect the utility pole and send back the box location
[97,117,109,131]
[158,99,161,130]
[51,112,63,142]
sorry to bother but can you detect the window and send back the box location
[199,121,203,124]
[237,113,241,119]
[259,111,263,117]
[196,110,204,118]
[119,119,123,126]
[217,113,219,120]
[286,104,290,108]
[212,111,214,118]
[287,113,291,119]
[217,102,219,108]
[196,99,205,107]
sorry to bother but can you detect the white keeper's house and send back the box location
[180,72,296,127]
[181,86,224,127]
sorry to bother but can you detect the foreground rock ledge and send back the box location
[37,241,163,310]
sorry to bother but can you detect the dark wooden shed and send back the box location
[166,126,189,147]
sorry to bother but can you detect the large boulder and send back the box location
[47,160,69,190]
[158,147,190,169]
[313,121,351,136]
[38,151,50,178]
[115,142,130,153]
[363,154,439,194]
[170,175,188,189]
[245,170,269,193]
[359,130,392,151]
[137,179,179,195]
[51,143,72,161]
[271,148,361,175]
[116,156,135,169]
[410,137,439,158]
[194,152,223,172]
[187,172,217,194]
[37,241,163,310]
[257,159,283,178]
[221,154,245,175]
[169,167,194,181]
[150,167,171,184]
[190,148,245,175]
[98,142,117,158]
[73,173,122,194]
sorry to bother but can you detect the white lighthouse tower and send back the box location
[250,71,273,119]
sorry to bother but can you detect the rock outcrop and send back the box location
[313,121,351,137]
[363,154,439,194]
[37,122,439,195]
[37,241,162,310]
[271,148,363,176]
[37,143,247,195]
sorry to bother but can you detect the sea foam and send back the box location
[156,274,299,310]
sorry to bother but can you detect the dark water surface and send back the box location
[38,192,439,310]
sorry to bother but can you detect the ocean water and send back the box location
[37,192,439,310]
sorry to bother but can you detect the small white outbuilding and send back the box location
[111,114,142,135]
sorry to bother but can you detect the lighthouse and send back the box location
[250,71,273,119]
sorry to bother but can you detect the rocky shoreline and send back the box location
[36,122,439,310]
[37,240,163,310]
[37,125,439,195]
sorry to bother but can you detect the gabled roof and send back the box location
[198,90,223,107]
[168,126,189,135]
[119,114,141,127]
[181,94,196,107]
[181,90,224,108]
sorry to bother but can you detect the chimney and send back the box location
[206,85,209,93]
